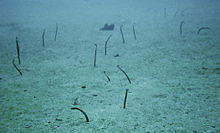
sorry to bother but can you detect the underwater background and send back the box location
[0,0,220,132]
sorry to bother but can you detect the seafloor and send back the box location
[0,0,220,132]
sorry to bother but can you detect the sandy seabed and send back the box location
[0,0,220,132]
